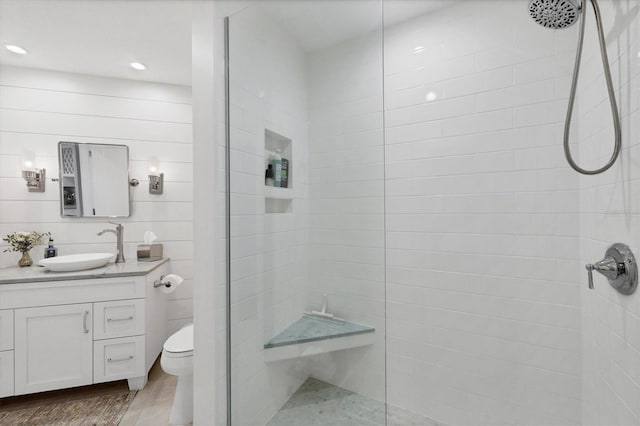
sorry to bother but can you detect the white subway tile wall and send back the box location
[0,66,193,334]
[306,29,386,401]
[577,1,640,425]
[383,1,581,424]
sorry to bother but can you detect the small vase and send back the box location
[18,251,33,267]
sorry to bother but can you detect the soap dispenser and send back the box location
[44,238,58,258]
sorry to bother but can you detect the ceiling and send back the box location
[0,0,193,86]
[0,0,450,85]
[260,0,451,52]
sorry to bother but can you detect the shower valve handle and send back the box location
[584,243,638,295]
[585,258,621,290]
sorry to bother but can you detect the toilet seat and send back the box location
[163,324,193,355]
[163,350,193,359]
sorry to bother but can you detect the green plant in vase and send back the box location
[2,231,50,267]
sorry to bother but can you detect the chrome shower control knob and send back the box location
[585,259,620,290]
[585,243,637,295]
[585,264,595,290]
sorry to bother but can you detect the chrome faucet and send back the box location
[97,222,125,263]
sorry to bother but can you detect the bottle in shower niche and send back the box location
[281,157,289,188]
[265,164,275,187]
[271,150,282,188]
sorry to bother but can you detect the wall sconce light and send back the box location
[148,156,163,195]
[21,149,46,192]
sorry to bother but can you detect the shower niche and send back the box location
[264,129,293,213]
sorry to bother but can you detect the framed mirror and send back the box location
[58,142,131,217]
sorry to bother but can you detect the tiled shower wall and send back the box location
[0,66,193,334]
[306,29,386,401]
[383,1,582,424]
[227,6,310,425]
[578,1,640,424]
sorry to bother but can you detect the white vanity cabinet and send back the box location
[0,259,169,397]
[0,310,14,397]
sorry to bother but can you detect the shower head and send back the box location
[529,0,582,29]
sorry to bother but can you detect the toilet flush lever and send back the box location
[585,243,638,295]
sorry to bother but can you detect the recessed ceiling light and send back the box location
[5,44,27,55]
[130,62,146,70]
[413,46,425,54]
[425,91,438,102]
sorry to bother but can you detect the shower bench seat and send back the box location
[263,314,375,362]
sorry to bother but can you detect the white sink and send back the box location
[38,253,114,272]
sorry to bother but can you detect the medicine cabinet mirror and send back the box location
[58,142,131,218]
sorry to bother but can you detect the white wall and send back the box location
[383,1,582,424]
[227,5,310,425]
[0,65,193,333]
[192,0,226,424]
[306,29,386,401]
[578,1,640,424]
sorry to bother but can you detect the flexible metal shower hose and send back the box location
[564,0,621,175]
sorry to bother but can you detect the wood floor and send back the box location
[0,357,179,426]
[119,358,179,426]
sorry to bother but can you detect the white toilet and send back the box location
[161,323,194,426]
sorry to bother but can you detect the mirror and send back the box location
[58,142,130,218]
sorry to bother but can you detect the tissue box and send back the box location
[137,243,163,261]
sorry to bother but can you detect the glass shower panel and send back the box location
[227,2,385,424]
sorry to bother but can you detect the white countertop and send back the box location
[0,258,169,284]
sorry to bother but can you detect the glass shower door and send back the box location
[226,1,386,424]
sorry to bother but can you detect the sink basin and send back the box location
[38,253,114,272]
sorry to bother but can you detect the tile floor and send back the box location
[267,378,442,426]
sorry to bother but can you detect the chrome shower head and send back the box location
[529,0,582,29]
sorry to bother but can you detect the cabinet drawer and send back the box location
[0,310,13,351]
[0,350,14,397]
[94,299,145,340]
[94,336,145,384]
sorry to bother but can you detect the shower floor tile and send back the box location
[266,378,442,426]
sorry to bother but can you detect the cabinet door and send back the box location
[14,303,93,395]
[0,350,14,397]
[0,310,13,351]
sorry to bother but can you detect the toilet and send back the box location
[161,323,194,426]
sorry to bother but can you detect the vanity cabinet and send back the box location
[0,260,169,398]
[0,310,13,352]
[0,350,13,398]
[14,303,94,395]
[0,309,14,397]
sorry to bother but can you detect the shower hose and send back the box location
[564,0,621,175]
